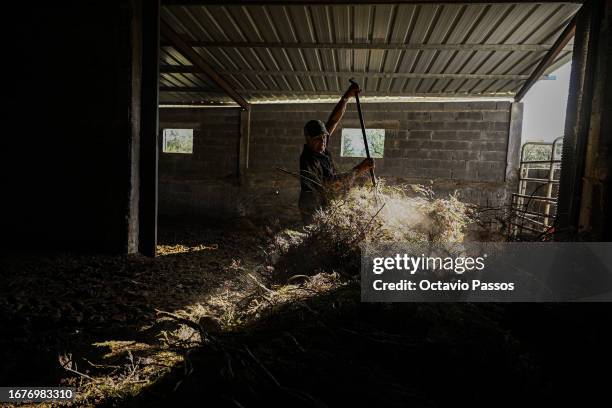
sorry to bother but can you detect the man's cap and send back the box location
[304,120,329,138]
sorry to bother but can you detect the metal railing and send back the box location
[510,137,563,238]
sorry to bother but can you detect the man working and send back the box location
[299,83,375,224]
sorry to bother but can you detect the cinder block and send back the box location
[384,148,403,158]
[483,111,510,122]
[433,130,481,140]
[473,141,507,151]
[399,139,425,149]
[421,167,452,179]
[390,158,419,170]
[415,102,446,111]
[444,121,469,130]
[466,102,498,110]
[451,150,480,161]
[432,130,458,140]
[423,121,446,130]
[409,130,432,140]
[496,102,512,111]
[427,150,454,160]
[442,140,472,150]
[480,151,507,161]
[434,159,467,170]
[450,167,479,181]
[403,120,425,130]
[256,120,277,128]
[477,169,504,182]
[449,160,467,170]
[473,160,505,171]
[481,131,508,141]
[401,149,422,158]
[431,111,456,121]
[493,122,510,131]
[458,131,482,140]
[267,127,287,137]
[443,103,468,111]
[419,159,442,168]
[404,112,431,120]
[421,140,446,150]
[456,111,483,121]
[466,122,490,131]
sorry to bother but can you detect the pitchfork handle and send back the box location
[349,78,377,187]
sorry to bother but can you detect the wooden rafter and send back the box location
[515,16,577,102]
[161,41,574,53]
[160,20,249,110]
[159,86,514,98]
[161,66,554,81]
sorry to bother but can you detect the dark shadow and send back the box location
[3,221,612,406]
[121,284,612,408]
[0,220,267,386]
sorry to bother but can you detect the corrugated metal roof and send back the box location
[159,2,580,104]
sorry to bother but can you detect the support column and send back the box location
[556,0,602,238]
[238,109,251,185]
[576,0,612,239]
[504,102,523,206]
[127,0,143,254]
[505,103,523,183]
[139,0,160,256]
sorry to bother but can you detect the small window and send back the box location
[162,129,193,154]
[340,128,385,158]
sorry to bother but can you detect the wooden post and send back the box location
[139,0,160,257]
[505,102,523,184]
[160,20,249,110]
[556,0,601,236]
[515,16,577,102]
[238,109,251,185]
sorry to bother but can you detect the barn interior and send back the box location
[2,0,611,406]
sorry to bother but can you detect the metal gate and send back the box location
[510,137,563,238]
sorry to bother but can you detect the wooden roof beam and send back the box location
[161,41,574,52]
[160,20,249,110]
[515,15,577,101]
[161,66,555,81]
[160,86,515,98]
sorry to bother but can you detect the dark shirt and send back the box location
[298,145,337,215]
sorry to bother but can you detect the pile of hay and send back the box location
[267,180,473,280]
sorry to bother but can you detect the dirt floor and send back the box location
[1,218,611,407]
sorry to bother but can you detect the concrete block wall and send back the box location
[159,101,517,222]
[159,108,241,218]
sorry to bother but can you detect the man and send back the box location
[299,83,375,224]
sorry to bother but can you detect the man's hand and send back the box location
[345,82,361,98]
[326,83,361,136]
[354,158,375,174]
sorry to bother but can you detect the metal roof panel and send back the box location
[161,2,581,102]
